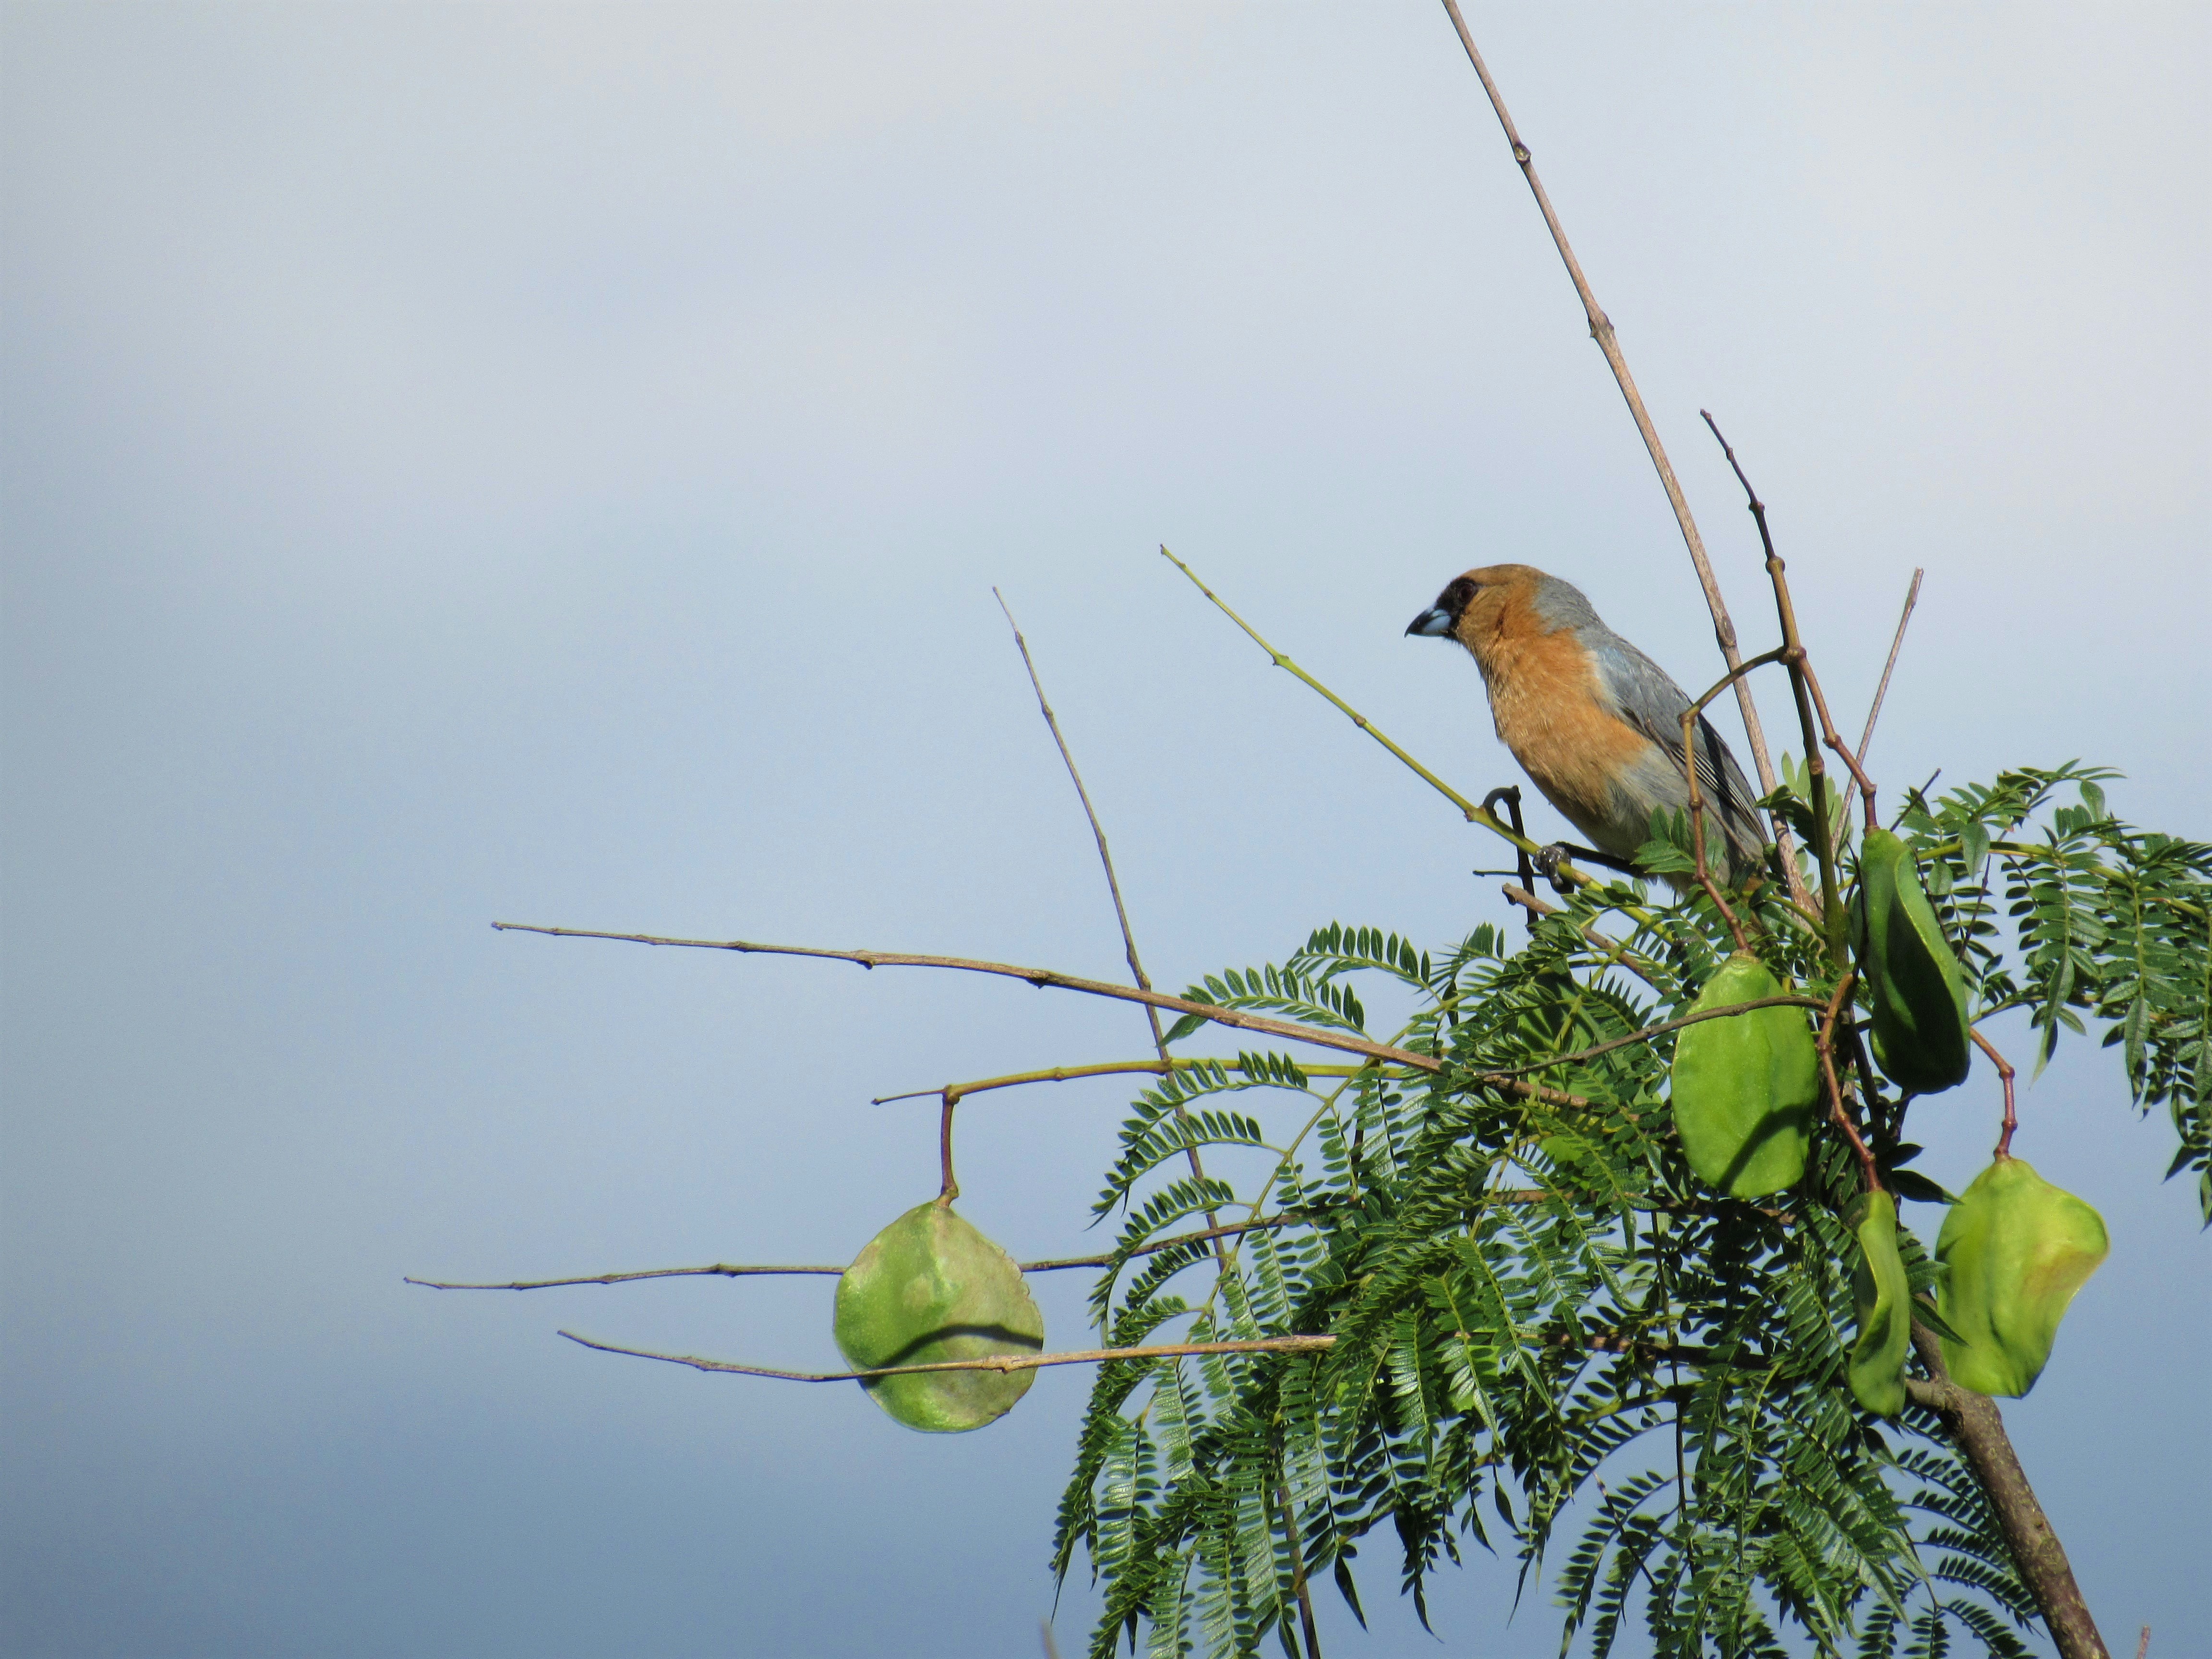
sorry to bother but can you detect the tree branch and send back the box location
[1481,991,1833,1078]
[489,921,1594,1108]
[1972,1025,2020,1160]
[558,1329,1337,1382]
[871,1057,1369,1108]
[1700,411,1854,959]
[1857,569,1923,766]
[1438,0,1809,916]
[1499,884,1668,989]
[995,589,1223,1250]
[408,1215,1326,1293]
[407,1265,841,1290]
[1906,1329,2110,1659]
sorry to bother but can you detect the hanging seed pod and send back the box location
[833,1202,1045,1433]
[1855,828,1972,1095]
[1935,1157,2108,1397]
[1848,1189,1911,1418]
[1669,953,1820,1198]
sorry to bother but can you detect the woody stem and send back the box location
[1972,1027,2020,1159]
[1438,0,1812,919]
[1905,1331,2110,1659]
[1681,701,1751,954]
[936,1091,959,1205]
[1817,971,1880,1192]
[1700,412,1850,965]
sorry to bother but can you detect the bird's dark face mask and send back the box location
[1406,577,1479,638]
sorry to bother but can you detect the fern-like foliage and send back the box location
[1051,769,2207,1657]
[1897,766,2212,1219]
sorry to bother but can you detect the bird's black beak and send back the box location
[1406,606,1455,638]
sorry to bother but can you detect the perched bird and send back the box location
[1406,564,1767,885]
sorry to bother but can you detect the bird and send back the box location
[1406,564,1767,887]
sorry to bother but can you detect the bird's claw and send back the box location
[1534,842,1577,895]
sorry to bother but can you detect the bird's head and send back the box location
[1405,564,1554,653]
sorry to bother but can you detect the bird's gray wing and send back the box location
[1587,630,1766,857]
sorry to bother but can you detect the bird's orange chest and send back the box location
[1470,625,1653,818]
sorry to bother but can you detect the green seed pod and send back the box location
[833,1202,1045,1433]
[1848,1189,1911,1418]
[1669,953,1820,1197]
[1855,827,1972,1095]
[1935,1158,2108,1398]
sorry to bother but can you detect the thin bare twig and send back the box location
[1678,651,1794,951]
[993,591,1170,1057]
[1858,569,1923,765]
[489,921,1594,1109]
[1700,414,1885,851]
[1499,885,1668,990]
[417,1205,1651,1297]
[1680,651,1825,934]
[1437,1,1809,917]
[406,1217,1318,1295]
[1815,971,1880,1192]
[872,1056,1369,1108]
[1159,548,1638,900]
[407,1265,842,1290]
[558,1329,1336,1382]
[1484,992,1832,1079]
[994,590,1221,1250]
[1700,412,1852,959]
[1972,1026,2019,1160]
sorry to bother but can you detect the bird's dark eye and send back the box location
[1442,577,1479,612]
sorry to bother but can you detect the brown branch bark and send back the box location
[1906,1329,2109,1659]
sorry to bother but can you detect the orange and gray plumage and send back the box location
[1407,564,1767,885]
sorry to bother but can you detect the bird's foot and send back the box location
[1533,842,1578,895]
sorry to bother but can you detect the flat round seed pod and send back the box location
[1935,1157,2107,1398]
[833,1201,1045,1433]
[1848,1189,1911,1418]
[1856,828,1972,1096]
[1669,953,1820,1198]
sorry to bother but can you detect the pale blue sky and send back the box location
[3,5,2206,1656]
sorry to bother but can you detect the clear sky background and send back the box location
[3,5,2206,1656]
